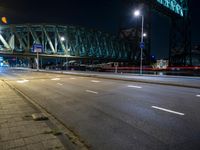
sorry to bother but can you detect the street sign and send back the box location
[32,44,43,53]
[140,42,145,49]
[114,62,118,74]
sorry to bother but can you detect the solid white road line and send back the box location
[70,78,76,80]
[128,85,142,89]
[196,95,200,97]
[86,90,98,94]
[91,80,101,83]
[152,106,185,116]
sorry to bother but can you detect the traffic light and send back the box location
[1,17,7,24]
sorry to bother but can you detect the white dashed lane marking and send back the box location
[152,106,185,116]
[91,80,101,83]
[16,79,29,83]
[57,83,63,86]
[86,90,98,94]
[128,85,142,89]
[51,78,60,81]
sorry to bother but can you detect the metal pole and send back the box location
[66,56,68,71]
[37,52,39,71]
[140,15,144,75]
[115,63,118,74]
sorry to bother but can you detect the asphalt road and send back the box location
[1,68,200,150]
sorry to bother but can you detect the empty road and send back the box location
[1,68,200,150]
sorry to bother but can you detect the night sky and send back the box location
[1,0,199,59]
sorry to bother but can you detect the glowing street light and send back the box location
[134,9,144,75]
[60,36,65,41]
[143,33,147,37]
[60,36,70,70]
[134,10,140,17]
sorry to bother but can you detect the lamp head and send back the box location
[60,37,65,41]
[134,10,140,17]
[143,33,147,37]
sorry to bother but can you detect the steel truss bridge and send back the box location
[0,24,131,61]
[122,0,191,66]
[0,0,191,66]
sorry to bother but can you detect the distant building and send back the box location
[155,59,169,69]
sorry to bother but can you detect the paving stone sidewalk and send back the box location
[0,80,66,150]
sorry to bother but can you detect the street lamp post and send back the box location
[140,15,144,75]
[33,44,43,71]
[60,36,70,70]
[134,10,145,75]
[36,51,39,71]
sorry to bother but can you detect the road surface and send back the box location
[1,68,200,150]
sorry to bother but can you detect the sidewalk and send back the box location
[0,80,66,150]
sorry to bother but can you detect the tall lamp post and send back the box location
[134,10,145,75]
[60,36,67,70]
[61,36,70,70]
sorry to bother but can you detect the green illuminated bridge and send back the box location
[156,0,186,17]
[0,0,190,65]
[0,24,131,60]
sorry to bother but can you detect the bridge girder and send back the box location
[0,24,131,61]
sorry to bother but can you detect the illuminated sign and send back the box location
[157,0,184,17]
[32,44,43,53]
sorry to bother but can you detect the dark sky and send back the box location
[2,0,121,31]
[1,0,199,59]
